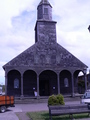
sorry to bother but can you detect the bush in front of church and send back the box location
[48,94,65,106]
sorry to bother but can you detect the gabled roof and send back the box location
[3,41,88,69]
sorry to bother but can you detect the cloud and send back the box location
[53,0,90,31]
[53,0,90,69]
[0,0,37,32]
[0,1,36,61]
[0,62,5,84]
[0,0,38,84]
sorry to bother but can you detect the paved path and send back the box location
[16,112,30,120]
[0,111,19,120]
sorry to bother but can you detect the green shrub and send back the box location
[56,94,65,105]
[48,94,65,106]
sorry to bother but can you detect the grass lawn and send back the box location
[27,111,90,120]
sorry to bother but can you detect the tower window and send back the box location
[44,8,48,14]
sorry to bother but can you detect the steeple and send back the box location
[37,0,52,20]
[35,0,57,43]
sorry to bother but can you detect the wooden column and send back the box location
[57,73,60,94]
[37,74,39,98]
[21,74,23,97]
[84,73,87,91]
[71,74,74,97]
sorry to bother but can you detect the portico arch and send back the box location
[23,70,37,96]
[39,70,58,96]
[60,70,72,95]
[74,70,85,94]
[7,70,21,96]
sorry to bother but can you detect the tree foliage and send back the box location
[0,85,5,92]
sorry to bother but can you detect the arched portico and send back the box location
[23,70,37,96]
[60,70,72,95]
[7,70,21,96]
[6,68,87,98]
[39,70,58,96]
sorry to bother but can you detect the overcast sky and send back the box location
[0,0,90,84]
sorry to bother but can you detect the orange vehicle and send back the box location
[0,95,15,113]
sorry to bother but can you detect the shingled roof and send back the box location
[3,40,87,69]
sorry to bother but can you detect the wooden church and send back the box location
[3,0,88,98]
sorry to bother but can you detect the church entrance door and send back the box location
[39,80,49,96]
[39,70,58,96]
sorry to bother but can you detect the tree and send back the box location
[0,85,5,92]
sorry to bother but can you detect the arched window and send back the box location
[14,78,19,89]
[64,78,69,87]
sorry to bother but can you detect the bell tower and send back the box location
[35,0,57,43]
[37,0,52,20]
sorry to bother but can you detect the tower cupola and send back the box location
[37,0,52,20]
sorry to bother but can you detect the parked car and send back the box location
[80,90,90,104]
[0,95,15,113]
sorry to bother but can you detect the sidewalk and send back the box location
[16,112,30,120]
[0,112,19,120]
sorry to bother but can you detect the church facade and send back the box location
[3,0,88,98]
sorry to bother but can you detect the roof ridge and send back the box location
[39,0,50,5]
